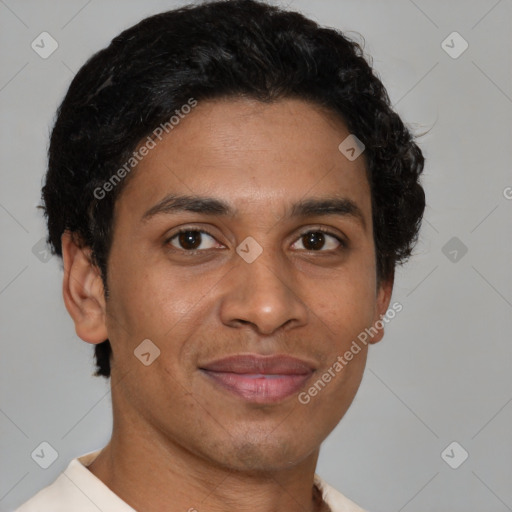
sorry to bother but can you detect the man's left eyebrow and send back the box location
[289,197,367,232]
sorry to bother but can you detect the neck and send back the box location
[88,419,326,512]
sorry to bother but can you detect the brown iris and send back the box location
[178,231,202,250]
[302,232,326,250]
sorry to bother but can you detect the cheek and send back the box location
[105,257,223,375]
[311,264,377,341]
[107,255,189,329]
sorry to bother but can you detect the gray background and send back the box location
[1,0,511,511]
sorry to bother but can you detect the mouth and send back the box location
[199,354,315,403]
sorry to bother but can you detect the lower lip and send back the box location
[200,370,312,403]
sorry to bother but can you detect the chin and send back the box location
[208,434,315,474]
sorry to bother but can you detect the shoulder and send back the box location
[15,449,134,512]
[15,471,93,512]
[314,474,369,512]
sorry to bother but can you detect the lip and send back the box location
[199,354,315,403]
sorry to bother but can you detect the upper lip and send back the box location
[199,354,316,375]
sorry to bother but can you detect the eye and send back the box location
[167,229,221,251]
[291,230,344,251]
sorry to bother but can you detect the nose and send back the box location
[218,249,309,335]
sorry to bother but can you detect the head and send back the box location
[43,0,424,472]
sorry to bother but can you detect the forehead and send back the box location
[117,97,371,222]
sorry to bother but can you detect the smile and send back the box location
[199,354,315,403]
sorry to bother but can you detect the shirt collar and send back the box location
[71,449,366,512]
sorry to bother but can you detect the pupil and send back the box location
[179,231,201,249]
[303,232,325,250]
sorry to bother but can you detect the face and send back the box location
[70,97,392,472]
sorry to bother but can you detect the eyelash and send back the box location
[165,227,347,253]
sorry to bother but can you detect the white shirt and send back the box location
[15,449,368,512]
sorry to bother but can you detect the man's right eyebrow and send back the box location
[141,194,234,222]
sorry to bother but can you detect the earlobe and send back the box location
[61,231,108,344]
[369,272,394,345]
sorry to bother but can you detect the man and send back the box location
[17,0,425,510]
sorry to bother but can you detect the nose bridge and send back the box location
[218,245,308,334]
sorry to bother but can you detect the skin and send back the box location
[61,97,393,512]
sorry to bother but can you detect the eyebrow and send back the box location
[141,194,366,231]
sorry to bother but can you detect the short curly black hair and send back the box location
[42,0,425,378]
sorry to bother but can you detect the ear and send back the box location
[368,270,395,345]
[61,231,108,344]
